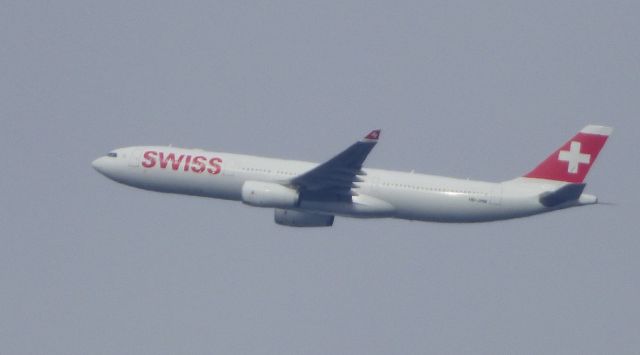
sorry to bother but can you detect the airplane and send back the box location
[92,125,612,227]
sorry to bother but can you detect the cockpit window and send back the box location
[107,152,117,158]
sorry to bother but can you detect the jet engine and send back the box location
[274,209,334,227]
[241,181,299,209]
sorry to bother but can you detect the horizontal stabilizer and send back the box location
[539,183,586,207]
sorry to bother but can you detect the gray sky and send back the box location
[1,1,639,354]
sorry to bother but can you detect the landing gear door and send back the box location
[128,148,142,167]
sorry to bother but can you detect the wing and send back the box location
[289,130,381,201]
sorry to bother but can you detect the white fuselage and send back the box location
[92,146,595,223]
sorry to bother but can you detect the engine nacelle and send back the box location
[274,209,334,227]
[241,181,299,209]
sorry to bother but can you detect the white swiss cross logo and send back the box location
[558,141,591,174]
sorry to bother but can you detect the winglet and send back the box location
[363,129,381,142]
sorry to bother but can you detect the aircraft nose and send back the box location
[92,157,108,175]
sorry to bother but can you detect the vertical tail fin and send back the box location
[523,125,612,183]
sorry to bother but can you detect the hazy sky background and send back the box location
[1,1,639,354]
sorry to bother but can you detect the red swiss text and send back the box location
[141,151,222,175]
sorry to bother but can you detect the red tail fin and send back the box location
[524,125,612,183]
